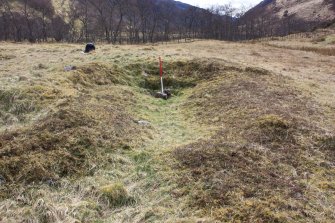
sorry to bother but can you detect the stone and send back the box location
[64,65,77,71]
[137,120,151,126]
[0,175,6,185]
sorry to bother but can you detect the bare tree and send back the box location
[29,0,54,41]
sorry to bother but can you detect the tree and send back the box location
[29,0,55,41]
[52,15,69,41]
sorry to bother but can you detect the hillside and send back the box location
[156,0,192,10]
[241,0,335,39]
[242,0,335,36]
[245,0,335,23]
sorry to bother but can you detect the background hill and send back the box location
[241,0,335,37]
[155,0,191,10]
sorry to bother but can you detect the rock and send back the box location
[64,65,77,72]
[320,161,332,169]
[137,120,151,126]
[18,76,28,81]
[294,192,303,199]
[0,175,6,185]
[46,179,58,187]
[6,115,19,124]
[291,169,298,177]
[211,117,220,123]
[204,93,211,98]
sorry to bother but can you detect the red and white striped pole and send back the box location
[159,57,164,94]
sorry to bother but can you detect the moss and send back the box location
[99,183,131,207]
[132,151,151,163]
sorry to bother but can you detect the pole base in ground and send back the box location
[155,89,172,100]
[155,92,168,100]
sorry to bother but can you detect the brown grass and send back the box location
[173,67,335,222]
[0,60,144,201]
[0,98,139,186]
[265,43,335,56]
[0,53,15,60]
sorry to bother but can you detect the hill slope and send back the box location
[243,0,335,36]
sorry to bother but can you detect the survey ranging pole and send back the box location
[155,56,171,100]
[159,57,164,94]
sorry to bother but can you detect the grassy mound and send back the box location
[173,67,335,222]
[69,63,134,86]
[0,61,144,199]
[0,99,139,186]
[0,86,60,125]
[0,108,96,183]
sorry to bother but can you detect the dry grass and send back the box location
[266,44,335,56]
[0,54,15,60]
[263,30,335,56]
[173,66,335,222]
[0,33,335,222]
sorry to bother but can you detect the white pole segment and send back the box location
[161,76,164,94]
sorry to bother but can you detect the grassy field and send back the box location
[0,32,335,222]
